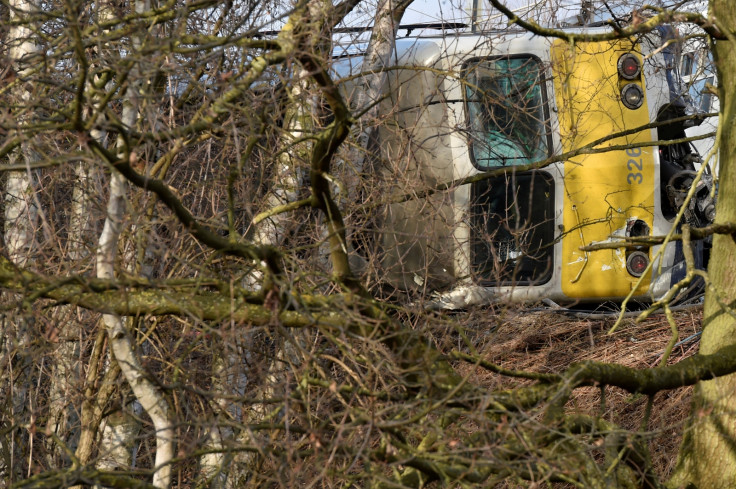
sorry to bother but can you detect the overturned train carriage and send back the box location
[338,27,716,307]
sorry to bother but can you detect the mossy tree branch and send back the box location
[10,467,159,489]
[485,0,725,40]
[580,222,736,251]
[565,343,736,395]
[87,139,283,271]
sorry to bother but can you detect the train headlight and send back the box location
[621,83,644,110]
[626,251,650,277]
[618,53,641,80]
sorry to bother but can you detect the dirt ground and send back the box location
[452,303,704,480]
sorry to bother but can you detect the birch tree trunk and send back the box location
[199,345,250,489]
[46,117,101,465]
[345,0,412,176]
[0,0,40,481]
[244,73,312,289]
[206,40,320,489]
[92,2,174,487]
[96,104,174,489]
[318,0,412,277]
[4,2,39,283]
[206,2,347,484]
[77,68,135,484]
[86,4,143,481]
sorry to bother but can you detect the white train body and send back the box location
[336,26,716,307]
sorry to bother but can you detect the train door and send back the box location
[463,55,556,287]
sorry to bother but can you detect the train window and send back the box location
[704,50,715,76]
[681,52,696,76]
[688,76,714,112]
[465,56,550,169]
[470,172,555,285]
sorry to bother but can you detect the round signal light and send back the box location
[621,83,644,110]
[626,251,650,277]
[618,53,641,80]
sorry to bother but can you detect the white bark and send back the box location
[250,0,333,252]
[247,69,312,246]
[4,172,38,267]
[50,5,111,461]
[93,176,143,486]
[199,353,235,489]
[347,0,411,176]
[95,404,143,475]
[5,0,39,267]
[46,163,100,460]
[66,3,125,481]
[321,0,411,275]
[230,1,409,482]
[93,2,174,486]
[45,310,80,454]
[200,327,262,488]
[97,168,174,489]
[199,423,228,489]
[234,6,329,481]
[1,0,40,481]
[243,69,312,290]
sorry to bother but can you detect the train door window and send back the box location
[681,52,696,76]
[470,172,555,285]
[464,56,551,169]
[689,76,714,112]
[704,50,715,77]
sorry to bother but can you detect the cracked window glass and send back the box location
[465,57,550,169]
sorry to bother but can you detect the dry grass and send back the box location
[452,305,704,480]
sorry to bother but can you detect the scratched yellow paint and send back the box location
[552,39,654,298]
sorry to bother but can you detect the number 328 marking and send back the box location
[626,147,643,184]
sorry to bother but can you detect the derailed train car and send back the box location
[338,26,716,307]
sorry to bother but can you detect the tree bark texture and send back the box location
[94,3,175,485]
[97,168,174,489]
[672,2,736,488]
[1,0,40,482]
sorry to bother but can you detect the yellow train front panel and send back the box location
[552,39,655,298]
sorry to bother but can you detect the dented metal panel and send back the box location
[552,40,655,298]
[339,27,715,307]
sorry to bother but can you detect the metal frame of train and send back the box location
[337,24,717,308]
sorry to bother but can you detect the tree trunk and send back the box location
[346,0,411,176]
[671,2,736,487]
[46,141,100,465]
[93,3,174,487]
[1,0,39,482]
[97,164,174,489]
[330,0,411,276]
